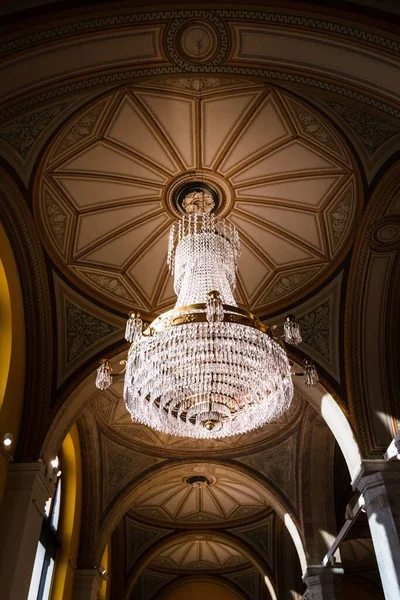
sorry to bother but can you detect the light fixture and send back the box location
[95,50,317,437]
[2,433,13,448]
[303,359,319,387]
[96,196,318,438]
[185,475,212,488]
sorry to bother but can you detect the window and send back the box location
[27,464,61,600]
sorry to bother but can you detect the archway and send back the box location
[0,220,25,504]
[157,578,247,600]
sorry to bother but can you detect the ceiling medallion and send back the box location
[164,171,232,219]
[166,15,229,70]
[96,197,319,438]
[175,181,219,215]
[185,475,214,488]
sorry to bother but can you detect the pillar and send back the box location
[0,461,54,600]
[303,566,344,599]
[72,568,102,600]
[353,460,400,600]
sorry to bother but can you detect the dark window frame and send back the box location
[33,472,61,600]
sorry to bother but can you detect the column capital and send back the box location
[352,459,400,490]
[352,461,400,600]
[303,565,345,581]
[352,460,400,514]
[0,462,55,600]
[303,566,344,600]
[6,461,55,516]
[73,568,102,600]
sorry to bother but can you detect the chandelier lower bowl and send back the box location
[123,309,293,439]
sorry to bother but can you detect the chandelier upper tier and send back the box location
[96,184,318,438]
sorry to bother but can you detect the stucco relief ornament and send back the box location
[95,188,318,438]
[182,190,215,215]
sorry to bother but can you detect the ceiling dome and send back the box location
[150,534,250,571]
[129,463,269,527]
[34,77,361,317]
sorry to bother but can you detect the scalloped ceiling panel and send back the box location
[129,463,270,526]
[35,78,360,317]
[151,535,250,571]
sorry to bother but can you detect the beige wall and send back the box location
[162,581,245,600]
[342,580,382,600]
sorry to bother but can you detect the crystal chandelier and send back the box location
[95,191,318,438]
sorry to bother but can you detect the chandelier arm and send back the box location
[117,360,127,375]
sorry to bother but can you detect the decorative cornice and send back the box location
[1,7,400,124]
[1,8,399,57]
[1,65,400,125]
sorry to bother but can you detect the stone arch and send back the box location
[41,353,363,574]
[294,373,362,482]
[124,529,277,600]
[154,576,249,600]
[346,160,400,456]
[0,167,52,460]
[93,459,307,575]
[0,218,25,502]
[299,404,337,564]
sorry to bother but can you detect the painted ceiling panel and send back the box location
[231,214,318,266]
[59,141,168,183]
[231,140,343,184]
[80,213,168,268]
[105,95,178,173]
[53,176,161,210]
[236,242,271,302]
[235,174,343,207]
[127,230,171,301]
[236,203,324,253]
[136,92,196,168]
[202,91,261,167]
[73,203,161,255]
[220,94,292,172]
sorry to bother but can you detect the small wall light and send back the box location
[99,565,109,581]
[3,433,13,448]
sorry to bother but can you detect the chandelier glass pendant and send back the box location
[95,189,318,438]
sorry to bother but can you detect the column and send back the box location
[302,566,344,599]
[354,460,400,600]
[72,568,102,600]
[0,461,54,600]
